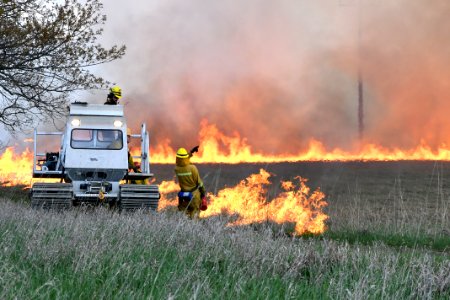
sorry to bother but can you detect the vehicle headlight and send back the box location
[71,119,81,127]
[114,120,123,127]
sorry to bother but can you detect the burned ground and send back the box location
[153,161,450,235]
[153,161,450,205]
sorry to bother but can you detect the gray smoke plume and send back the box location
[90,0,450,154]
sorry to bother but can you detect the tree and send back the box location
[0,0,126,132]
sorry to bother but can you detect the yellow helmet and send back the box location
[110,86,122,99]
[176,148,189,158]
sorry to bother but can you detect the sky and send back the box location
[4,0,450,154]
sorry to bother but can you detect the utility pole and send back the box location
[340,0,365,141]
[357,0,364,141]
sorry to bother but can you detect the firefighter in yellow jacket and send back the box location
[127,128,149,184]
[174,147,206,218]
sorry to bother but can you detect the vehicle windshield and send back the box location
[71,129,123,150]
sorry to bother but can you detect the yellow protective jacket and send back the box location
[174,157,205,194]
[128,151,136,171]
[174,156,205,218]
[127,151,149,184]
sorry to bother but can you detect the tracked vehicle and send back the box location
[31,102,160,210]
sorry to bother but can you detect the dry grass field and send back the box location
[0,161,449,299]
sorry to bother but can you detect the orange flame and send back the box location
[135,120,450,163]
[158,169,328,235]
[0,147,33,186]
[157,180,180,210]
[3,119,450,185]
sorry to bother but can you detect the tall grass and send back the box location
[0,199,448,299]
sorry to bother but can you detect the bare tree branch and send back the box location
[0,0,126,132]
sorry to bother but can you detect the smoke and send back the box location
[94,0,450,154]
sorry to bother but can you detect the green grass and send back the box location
[319,230,450,253]
[0,199,449,299]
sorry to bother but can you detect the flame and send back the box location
[134,119,450,163]
[3,119,450,185]
[157,180,180,210]
[157,169,328,235]
[0,147,33,186]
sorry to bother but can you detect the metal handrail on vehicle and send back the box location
[33,129,64,178]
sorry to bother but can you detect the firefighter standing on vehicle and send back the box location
[104,85,123,145]
[174,147,206,218]
[105,86,122,105]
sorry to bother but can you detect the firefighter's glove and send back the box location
[190,145,199,154]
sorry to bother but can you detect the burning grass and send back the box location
[159,168,329,235]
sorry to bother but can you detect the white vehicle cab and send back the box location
[31,102,160,210]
